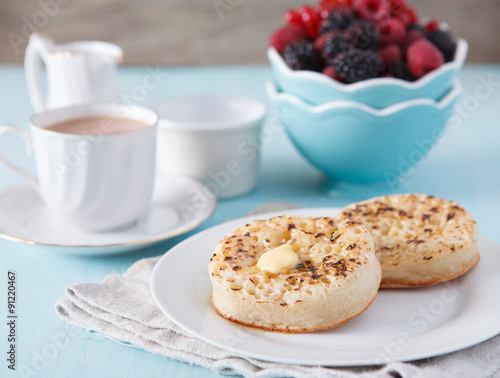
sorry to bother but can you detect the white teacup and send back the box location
[152,96,266,199]
[0,103,158,232]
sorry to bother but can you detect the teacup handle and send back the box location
[0,126,38,190]
[25,33,49,112]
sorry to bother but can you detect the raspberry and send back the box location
[379,18,406,45]
[314,32,333,51]
[270,24,306,54]
[284,9,302,25]
[387,62,415,81]
[425,19,440,33]
[400,29,425,53]
[407,39,444,78]
[322,65,342,81]
[378,44,402,69]
[333,48,383,83]
[283,40,321,71]
[395,7,418,26]
[354,0,391,29]
[347,20,379,50]
[322,31,352,64]
[428,30,456,61]
[389,0,407,16]
[319,6,355,34]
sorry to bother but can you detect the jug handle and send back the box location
[25,34,49,113]
[0,126,38,190]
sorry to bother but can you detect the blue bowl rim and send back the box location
[266,79,462,116]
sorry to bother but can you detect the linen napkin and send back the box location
[55,202,500,378]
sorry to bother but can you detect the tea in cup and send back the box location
[0,102,158,232]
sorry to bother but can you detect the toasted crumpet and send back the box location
[335,194,479,288]
[208,216,381,333]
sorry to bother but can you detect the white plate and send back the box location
[0,174,216,255]
[151,207,500,366]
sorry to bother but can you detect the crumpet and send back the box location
[335,194,479,288]
[208,215,381,333]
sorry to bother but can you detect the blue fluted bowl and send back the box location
[268,39,467,109]
[267,80,461,184]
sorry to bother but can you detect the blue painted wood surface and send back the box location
[0,64,499,377]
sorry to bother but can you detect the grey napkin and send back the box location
[55,202,500,378]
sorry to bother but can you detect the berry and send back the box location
[354,0,391,29]
[407,39,444,78]
[322,65,342,80]
[333,48,383,83]
[425,19,440,33]
[283,40,321,71]
[379,18,406,45]
[347,20,379,49]
[316,0,339,18]
[407,23,426,35]
[428,30,456,61]
[389,0,407,16]
[400,29,425,53]
[300,5,321,38]
[337,0,355,6]
[395,7,418,26]
[387,62,415,81]
[378,44,402,69]
[405,7,419,24]
[270,24,306,54]
[319,6,355,34]
[314,32,333,51]
[322,32,353,64]
[284,9,302,25]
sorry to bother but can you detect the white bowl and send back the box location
[152,96,266,199]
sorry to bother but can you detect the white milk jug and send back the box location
[24,33,123,112]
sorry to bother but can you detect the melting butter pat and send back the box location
[257,244,299,274]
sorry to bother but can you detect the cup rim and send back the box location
[151,95,267,131]
[30,102,159,138]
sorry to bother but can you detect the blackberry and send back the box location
[407,23,426,36]
[322,32,352,64]
[282,40,320,71]
[333,48,383,83]
[428,30,456,61]
[346,20,379,50]
[319,6,355,35]
[387,62,416,81]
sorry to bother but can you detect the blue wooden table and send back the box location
[1,64,499,377]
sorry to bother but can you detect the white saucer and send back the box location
[0,174,217,255]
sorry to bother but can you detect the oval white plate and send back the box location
[151,207,500,366]
[0,174,217,255]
